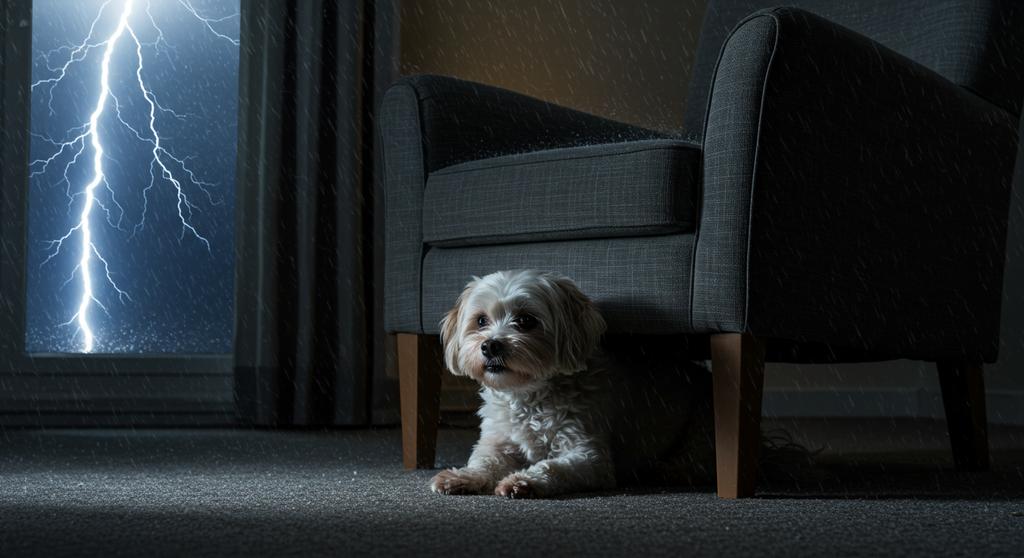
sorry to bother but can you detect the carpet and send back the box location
[1,420,1023,557]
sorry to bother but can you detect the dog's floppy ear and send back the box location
[547,274,606,371]
[439,279,476,376]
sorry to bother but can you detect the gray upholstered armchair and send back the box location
[379,0,1023,498]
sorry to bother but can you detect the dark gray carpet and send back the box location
[1,420,1024,557]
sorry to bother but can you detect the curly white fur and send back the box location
[431,270,713,499]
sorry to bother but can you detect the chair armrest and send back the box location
[379,75,665,332]
[381,74,667,173]
[692,8,1020,361]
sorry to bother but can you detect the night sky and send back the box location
[26,0,240,354]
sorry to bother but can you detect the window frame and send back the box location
[0,0,237,423]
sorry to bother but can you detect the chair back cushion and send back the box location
[684,0,1024,137]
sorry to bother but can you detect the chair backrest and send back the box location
[683,0,1024,138]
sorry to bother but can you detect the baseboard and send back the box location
[763,388,1024,425]
[0,411,237,427]
[0,372,236,426]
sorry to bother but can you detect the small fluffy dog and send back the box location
[430,269,715,499]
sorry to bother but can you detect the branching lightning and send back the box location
[29,0,239,352]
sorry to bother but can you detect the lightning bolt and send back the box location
[178,0,240,46]
[29,0,239,353]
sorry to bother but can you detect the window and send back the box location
[25,0,239,354]
[0,0,242,423]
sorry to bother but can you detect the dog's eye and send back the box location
[512,314,537,331]
[476,315,489,328]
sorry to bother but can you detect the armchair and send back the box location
[380,0,1023,498]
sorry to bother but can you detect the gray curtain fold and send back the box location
[233,0,382,426]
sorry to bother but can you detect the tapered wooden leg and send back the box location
[936,361,989,471]
[711,333,766,499]
[397,333,443,469]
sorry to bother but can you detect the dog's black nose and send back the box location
[481,339,505,358]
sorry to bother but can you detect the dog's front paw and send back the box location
[430,468,487,495]
[495,476,535,499]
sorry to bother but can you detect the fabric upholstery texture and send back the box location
[423,140,701,248]
[694,8,1019,361]
[689,14,775,337]
[380,85,428,333]
[420,235,695,334]
[684,0,1024,136]
[380,2,1022,363]
[379,76,667,332]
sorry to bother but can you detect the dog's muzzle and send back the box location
[485,358,505,372]
[482,340,507,373]
[481,339,505,358]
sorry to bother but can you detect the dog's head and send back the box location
[439,270,606,393]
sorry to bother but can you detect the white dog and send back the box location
[430,269,714,499]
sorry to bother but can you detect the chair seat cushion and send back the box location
[421,234,695,334]
[422,139,701,247]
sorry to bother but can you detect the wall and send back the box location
[400,0,705,132]
[399,0,1024,423]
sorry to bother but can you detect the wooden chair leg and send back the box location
[936,361,989,471]
[397,333,443,469]
[711,333,766,499]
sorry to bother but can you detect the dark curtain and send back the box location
[233,0,394,425]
